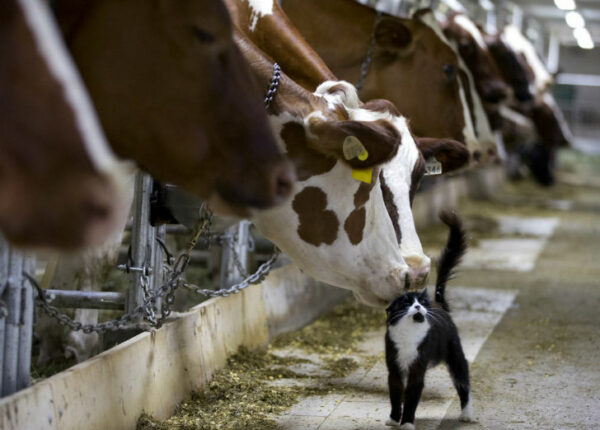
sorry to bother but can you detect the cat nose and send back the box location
[415,305,421,310]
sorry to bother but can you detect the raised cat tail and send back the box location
[435,210,468,312]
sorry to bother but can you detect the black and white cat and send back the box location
[385,211,472,429]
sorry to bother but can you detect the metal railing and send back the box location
[0,172,275,399]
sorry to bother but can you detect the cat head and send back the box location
[386,289,430,325]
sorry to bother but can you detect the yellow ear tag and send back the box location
[351,168,373,184]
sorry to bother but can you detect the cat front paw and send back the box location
[399,423,415,430]
[385,417,401,427]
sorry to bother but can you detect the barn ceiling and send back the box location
[516,0,600,46]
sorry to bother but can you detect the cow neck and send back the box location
[234,32,327,121]
[355,10,382,91]
[228,0,336,92]
[282,0,380,87]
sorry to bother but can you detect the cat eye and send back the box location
[193,26,215,44]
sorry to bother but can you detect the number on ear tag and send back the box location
[343,136,368,161]
[425,157,442,176]
[351,168,373,184]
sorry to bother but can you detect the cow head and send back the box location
[0,0,130,250]
[443,14,509,105]
[486,34,534,102]
[56,0,294,217]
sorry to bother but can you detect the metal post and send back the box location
[511,4,522,31]
[17,255,35,390]
[2,250,23,396]
[547,33,560,75]
[152,225,166,312]
[219,221,250,288]
[0,236,9,395]
[126,172,154,316]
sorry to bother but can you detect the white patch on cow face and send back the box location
[542,92,574,143]
[244,0,274,32]
[17,0,120,175]
[503,25,552,94]
[314,80,360,110]
[453,14,487,50]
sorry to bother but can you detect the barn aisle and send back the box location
[137,151,600,430]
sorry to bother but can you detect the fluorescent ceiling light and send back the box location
[565,11,585,28]
[573,27,595,49]
[554,0,576,10]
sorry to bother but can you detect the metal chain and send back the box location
[31,204,280,332]
[182,250,279,298]
[355,10,382,91]
[264,62,281,109]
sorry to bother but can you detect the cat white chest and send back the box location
[389,318,430,373]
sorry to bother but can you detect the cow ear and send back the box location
[415,137,470,173]
[307,118,401,168]
[374,18,412,50]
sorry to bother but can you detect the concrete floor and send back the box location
[274,170,600,429]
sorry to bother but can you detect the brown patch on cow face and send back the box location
[379,173,401,245]
[281,122,337,181]
[354,181,374,207]
[344,207,366,245]
[343,171,377,245]
[292,186,339,246]
[444,17,508,105]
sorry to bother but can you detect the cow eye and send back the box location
[443,63,456,80]
[193,26,215,44]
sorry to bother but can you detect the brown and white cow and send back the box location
[0,0,130,250]
[54,0,294,217]
[443,13,509,106]
[236,34,466,306]
[487,26,572,184]
[226,1,469,306]
[281,0,500,160]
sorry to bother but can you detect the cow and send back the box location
[223,0,470,306]
[0,0,130,250]
[235,34,467,307]
[487,26,573,185]
[35,0,295,363]
[501,25,553,96]
[54,0,294,218]
[280,0,498,161]
[443,13,509,106]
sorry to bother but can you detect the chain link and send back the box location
[264,62,281,110]
[355,11,382,91]
[31,204,280,333]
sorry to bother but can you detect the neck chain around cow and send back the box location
[355,10,382,92]
[264,62,281,110]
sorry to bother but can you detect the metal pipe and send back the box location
[126,172,153,316]
[17,255,35,390]
[0,236,9,395]
[2,250,23,396]
[152,225,166,312]
[43,290,125,310]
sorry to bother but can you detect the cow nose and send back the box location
[270,161,295,203]
[482,81,509,104]
[405,255,431,288]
